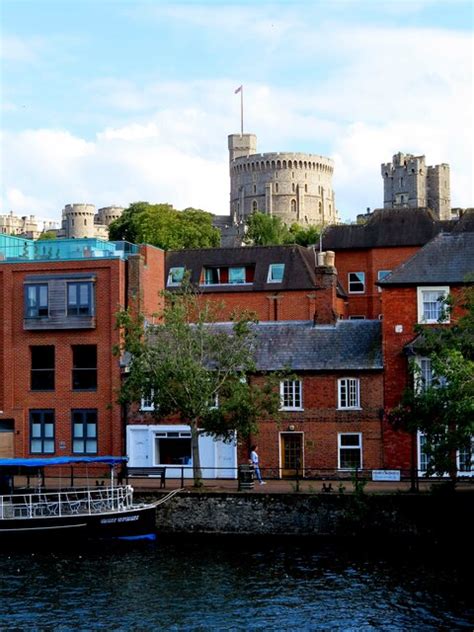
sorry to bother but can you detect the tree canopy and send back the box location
[115,283,282,486]
[244,211,321,247]
[388,288,474,480]
[108,202,221,250]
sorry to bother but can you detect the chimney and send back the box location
[313,250,338,325]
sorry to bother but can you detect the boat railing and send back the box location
[0,485,135,520]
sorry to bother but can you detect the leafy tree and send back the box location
[38,231,57,240]
[388,288,474,481]
[115,283,282,487]
[108,202,220,250]
[244,212,322,247]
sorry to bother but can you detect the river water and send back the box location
[0,537,471,631]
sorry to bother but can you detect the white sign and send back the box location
[372,469,401,481]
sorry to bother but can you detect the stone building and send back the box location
[381,152,451,220]
[228,133,337,227]
[57,204,124,239]
[0,211,56,239]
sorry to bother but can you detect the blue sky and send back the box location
[1,0,473,224]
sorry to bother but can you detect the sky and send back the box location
[1,0,473,226]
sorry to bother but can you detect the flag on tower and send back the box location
[234,85,242,94]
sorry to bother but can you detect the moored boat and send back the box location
[0,456,157,542]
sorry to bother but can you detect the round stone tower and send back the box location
[62,204,97,238]
[228,134,336,226]
[96,206,125,227]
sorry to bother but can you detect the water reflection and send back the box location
[0,538,471,631]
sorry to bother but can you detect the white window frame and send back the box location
[167,267,185,287]
[414,357,433,393]
[280,379,303,411]
[228,266,246,284]
[338,378,361,410]
[348,272,365,294]
[140,391,155,412]
[418,431,473,477]
[338,433,362,470]
[267,263,285,283]
[417,286,450,324]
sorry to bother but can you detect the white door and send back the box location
[215,438,237,479]
[128,428,150,466]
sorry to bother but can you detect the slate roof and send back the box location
[209,320,383,371]
[378,232,474,286]
[166,244,338,293]
[322,208,455,250]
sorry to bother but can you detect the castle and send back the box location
[228,133,337,226]
[0,204,124,240]
[381,152,452,220]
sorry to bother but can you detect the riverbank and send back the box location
[138,488,473,540]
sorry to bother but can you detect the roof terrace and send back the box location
[0,235,139,263]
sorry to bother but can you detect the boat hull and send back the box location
[0,504,157,543]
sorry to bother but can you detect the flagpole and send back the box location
[240,85,243,136]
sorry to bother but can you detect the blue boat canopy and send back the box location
[0,456,127,468]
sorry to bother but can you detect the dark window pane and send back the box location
[72,345,97,390]
[31,346,55,390]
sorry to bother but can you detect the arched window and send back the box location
[291,199,297,213]
[253,184,257,193]
[292,183,295,192]
[275,183,279,193]
[305,184,308,193]
[319,202,322,215]
[252,200,258,212]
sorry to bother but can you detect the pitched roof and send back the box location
[322,208,455,250]
[210,320,382,371]
[166,244,332,292]
[379,232,474,286]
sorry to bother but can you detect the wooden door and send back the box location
[280,433,303,478]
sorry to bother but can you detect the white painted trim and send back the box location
[416,286,450,324]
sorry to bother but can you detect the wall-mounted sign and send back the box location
[372,469,401,481]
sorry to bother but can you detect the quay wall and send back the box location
[142,491,473,539]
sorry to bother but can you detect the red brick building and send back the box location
[322,208,465,319]
[0,235,164,461]
[165,244,348,322]
[379,231,474,476]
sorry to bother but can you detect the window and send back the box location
[348,272,365,294]
[348,315,365,320]
[338,433,362,469]
[338,378,360,409]
[141,391,155,411]
[25,284,48,318]
[167,267,185,286]
[275,183,279,193]
[154,431,192,465]
[252,200,258,212]
[229,267,246,284]
[204,267,220,285]
[417,287,450,324]
[72,345,97,390]
[72,409,97,454]
[280,380,303,410]
[291,199,296,213]
[67,282,94,316]
[458,439,473,473]
[30,409,55,454]
[267,263,285,283]
[377,270,391,292]
[418,358,433,391]
[31,346,55,391]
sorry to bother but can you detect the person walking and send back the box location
[250,445,266,485]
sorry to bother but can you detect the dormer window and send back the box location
[167,267,185,286]
[267,263,285,283]
[202,265,254,285]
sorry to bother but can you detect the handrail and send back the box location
[0,485,134,520]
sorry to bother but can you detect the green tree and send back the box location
[108,202,220,249]
[38,231,57,240]
[388,288,474,481]
[244,212,321,247]
[115,283,281,487]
